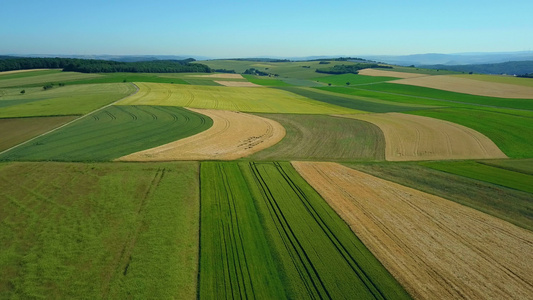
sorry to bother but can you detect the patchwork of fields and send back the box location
[1,64,533,299]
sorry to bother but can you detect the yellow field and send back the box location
[392,75,533,98]
[453,74,533,87]
[293,161,533,300]
[358,68,427,78]
[340,113,507,161]
[117,109,285,161]
[117,82,361,114]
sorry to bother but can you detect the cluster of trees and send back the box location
[243,68,270,76]
[0,57,211,73]
[315,63,390,75]
[518,73,533,78]
[213,69,236,73]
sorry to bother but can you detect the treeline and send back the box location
[518,73,533,78]
[315,63,391,75]
[0,57,211,73]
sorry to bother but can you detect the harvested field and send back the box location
[340,112,507,161]
[453,74,533,88]
[118,82,358,114]
[118,109,285,161]
[0,69,51,75]
[187,73,243,79]
[293,161,533,300]
[0,116,76,152]
[358,68,427,78]
[214,80,261,87]
[393,75,533,98]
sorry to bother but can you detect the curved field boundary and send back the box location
[0,106,212,161]
[247,114,385,161]
[392,75,533,99]
[339,112,507,161]
[293,161,533,300]
[116,82,361,114]
[358,68,428,78]
[118,109,285,161]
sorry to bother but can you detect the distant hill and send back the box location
[362,51,533,66]
[420,61,533,75]
[1,54,212,62]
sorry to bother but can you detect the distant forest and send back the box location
[420,61,533,76]
[0,57,211,73]
[315,63,391,75]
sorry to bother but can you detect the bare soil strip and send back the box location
[293,161,533,300]
[340,113,506,161]
[0,69,51,75]
[117,108,285,161]
[214,80,261,87]
[358,68,428,78]
[392,75,533,98]
[187,73,244,79]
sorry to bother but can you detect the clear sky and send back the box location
[2,0,532,58]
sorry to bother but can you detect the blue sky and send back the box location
[2,0,532,57]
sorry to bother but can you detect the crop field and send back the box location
[200,161,409,299]
[409,108,533,158]
[241,74,292,86]
[453,74,533,87]
[357,68,427,78]
[64,72,189,85]
[294,161,533,299]
[0,71,102,88]
[0,83,136,118]
[481,158,533,175]
[356,82,533,110]
[313,73,399,86]
[0,116,76,152]
[278,86,429,112]
[118,109,285,161]
[421,160,533,194]
[340,112,506,161]
[117,82,360,114]
[392,75,533,98]
[248,113,385,161]
[0,106,212,161]
[0,162,200,299]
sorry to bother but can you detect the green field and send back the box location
[242,74,292,86]
[200,161,409,299]
[0,162,199,299]
[278,86,432,112]
[0,116,76,152]
[313,74,399,86]
[385,66,461,75]
[63,72,189,85]
[408,108,533,158]
[248,114,385,161]
[0,106,212,161]
[118,82,361,114]
[0,71,102,88]
[347,162,533,231]
[481,158,533,175]
[421,160,533,194]
[0,83,136,118]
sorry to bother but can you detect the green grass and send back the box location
[0,162,199,299]
[346,162,533,231]
[278,86,431,112]
[0,116,76,152]
[408,108,533,158]
[64,72,189,85]
[0,69,62,80]
[481,158,533,176]
[0,83,136,118]
[0,71,102,88]
[313,74,398,86]
[242,74,292,86]
[241,161,410,299]
[118,82,361,114]
[0,106,213,161]
[357,83,533,110]
[199,162,288,299]
[421,160,533,194]
[386,66,461,75]
[248,114,385,161]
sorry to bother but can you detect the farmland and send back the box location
[117,82,361,114]
[2,59,533,299]
[248,113,385,161]
[200,161,409,299]
[294,161,533,299]
[0,162,200,299]
[0,106,212,161]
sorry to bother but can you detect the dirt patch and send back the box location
[0,69,51,76]
[340,113,506,161]
[117,108,285,161]
[392,75,533,98]
[214,80,261,87]
[188,74,244,79]
[358,68,427,79]
[293,161,533,300]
